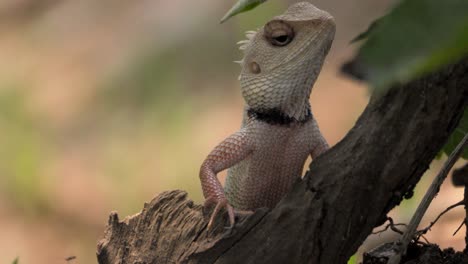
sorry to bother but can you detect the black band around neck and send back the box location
[247,108,311,125]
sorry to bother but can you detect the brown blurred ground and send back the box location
[0,0,464,263]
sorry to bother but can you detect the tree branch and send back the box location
[97,59,468,264]
[389,133,468,264]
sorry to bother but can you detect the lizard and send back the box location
[199,2,335,229]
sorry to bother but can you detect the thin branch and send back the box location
[372,217,406,235]
[417,235,430,244]
[416,200,464,238]
[388,133,468,264]
[453,220,465,236]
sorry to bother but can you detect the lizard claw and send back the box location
[204,196,235,230]
[223,209,254,232]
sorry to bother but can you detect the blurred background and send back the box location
[0,0,465,263]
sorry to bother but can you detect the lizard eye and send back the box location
[264,20,294,47]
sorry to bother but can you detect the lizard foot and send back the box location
[204,196,235,230]
[223,209,254,232]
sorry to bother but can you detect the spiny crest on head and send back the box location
[234,30,257,66]
[237,30,257,52]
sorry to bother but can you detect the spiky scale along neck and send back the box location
[237,2,335,122]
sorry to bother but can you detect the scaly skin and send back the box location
[200,2,335,229]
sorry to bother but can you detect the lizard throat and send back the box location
[247,107,311,125]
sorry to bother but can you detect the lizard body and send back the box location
[200,2,335,228]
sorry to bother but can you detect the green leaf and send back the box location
[350,17,384,44]
[12,257,19,264]
[220,0,268,23]
[354,0,468,93]
[441,109,468,159]
[347,254,357,264]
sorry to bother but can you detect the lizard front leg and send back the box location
[311,136,329,158]
[200,129,253,229]
[310,120,329,159]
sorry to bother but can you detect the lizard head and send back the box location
[237,2,335,121]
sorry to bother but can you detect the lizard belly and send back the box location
[224,123,312,210]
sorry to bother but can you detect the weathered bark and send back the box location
[97,60,468,264]
[363,242,468,264]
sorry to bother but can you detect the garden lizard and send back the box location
[200,2,335,229]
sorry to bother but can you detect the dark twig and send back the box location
[388,133,468,264]
[416,200,464,239]
[65,256,77,263]
[453,220,465,237]
[372,217,406,235]
[416,235,430,244]
[452,163,468,253]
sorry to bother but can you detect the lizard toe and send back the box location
[205,197,236,230]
